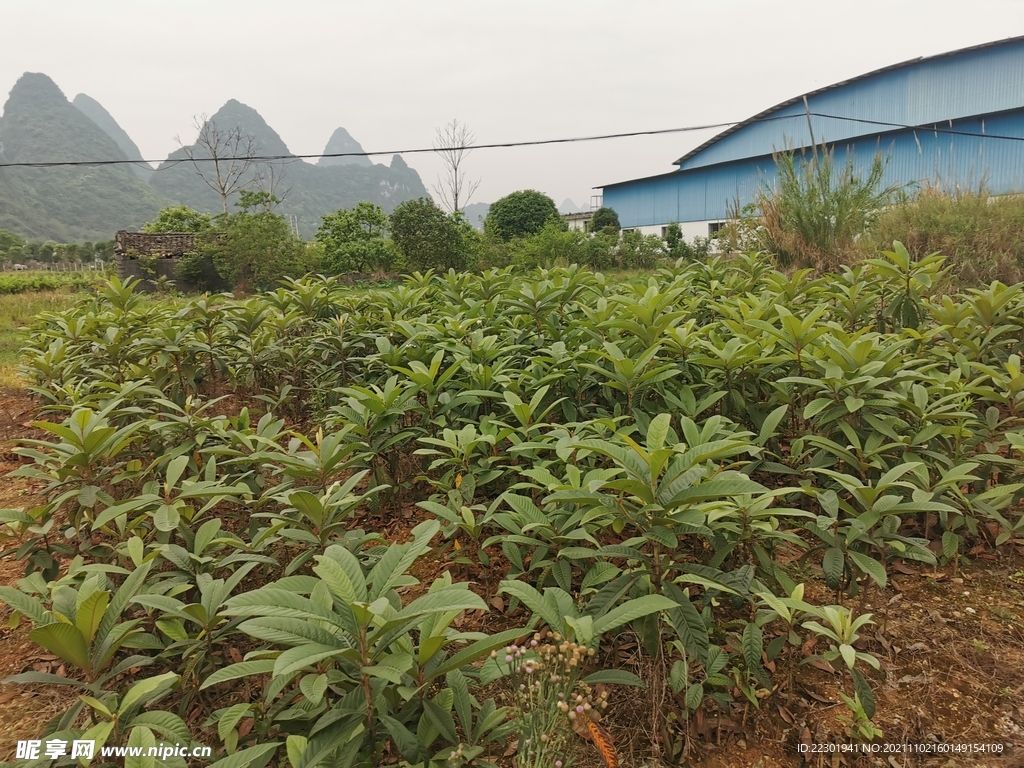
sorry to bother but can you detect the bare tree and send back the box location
[431,119,481,214]
[254,161,292,211]
[177,114,261,214]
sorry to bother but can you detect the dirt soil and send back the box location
[1,387,1023,766]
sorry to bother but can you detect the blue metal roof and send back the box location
[599,36,1024,229]
[673,35,1024,171]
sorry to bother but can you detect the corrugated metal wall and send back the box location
[603,38,1024,229]
[605,110,1024,227]
[678,41,1024,172]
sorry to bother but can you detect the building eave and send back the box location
[671,34,1024,167]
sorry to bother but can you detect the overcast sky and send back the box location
[3,0,1023,210]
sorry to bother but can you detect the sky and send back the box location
[3,0,1024,210]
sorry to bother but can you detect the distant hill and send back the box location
[317,127,372,167]
[462,202,490,230]
[559,198,581,214]
[150,100,429,237]
[0,73,168,241]
[0,74,432,242]
[72,93,153,181]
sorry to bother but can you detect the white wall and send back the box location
[627,220,724,240]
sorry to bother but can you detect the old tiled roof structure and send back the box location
[115,231,197,259]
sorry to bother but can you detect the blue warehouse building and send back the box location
[599,36,1024,240]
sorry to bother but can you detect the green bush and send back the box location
[142,205,213,234]
[176,250,229,292]
[390,197,469,272]
[207,212,312,292]
[315,202,397,274]
[508,220,586,269]
[616,230,664,269]
[589,206,620,234]
[485,190,561,242]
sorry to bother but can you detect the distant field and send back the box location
[0,289,82,386]
[0,269,104,295]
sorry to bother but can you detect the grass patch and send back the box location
[0,290,81,387]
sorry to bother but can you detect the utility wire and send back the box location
[0,111,1021,170]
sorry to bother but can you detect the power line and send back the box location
[0,119,753,169]
[0,112,1021,170]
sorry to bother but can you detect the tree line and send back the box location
[0,229,115,266]
[141,190,713,293]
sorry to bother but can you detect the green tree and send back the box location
[590,207,620,234]
[390,197,468,272]
[0,229,26,253]
[142,206,213,234]
[315,202,397,274]
[663,222,682,252]
[485,190,560,242]
[204,192,313,291]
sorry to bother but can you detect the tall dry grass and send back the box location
[864,188,1024,285]
[722,146,899,272]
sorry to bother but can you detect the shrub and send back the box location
[663,223,712,261]
[864,188,1024,285]
[142,205,213,234]
[485,190,561,242]
[176,249,229,292]
[508,220,587,269]
[390,197,469,272]
[315,202,397,274]
[615,230,664,269]
[590,207,620,234]
[205,204,313,291]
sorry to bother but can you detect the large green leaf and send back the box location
[75,590,110,645]
[119,672,179,715]
[367,519,439,600]
[274,644,344,678]
[431,626,534,679]
[582,669,645,687]
[29,622,90,671]
[313,554,364,606]
[591,594,676,637]
[205,742,281,768]
[0,587,50,626]
[848,551,887,588]
[823,547,846,590]
[497,581,564,631]
[665,584,709,665]
[395,588,486,621]
[664,474,767,506]
[201,660,276,690]
[130,710,191,743]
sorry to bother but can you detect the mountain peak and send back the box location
[0,73,166,240]
[318,127,371,167]
[73,93,152,180]
[202,100,291,157]
[5,72,68,112]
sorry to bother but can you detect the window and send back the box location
[708,222,724,237]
